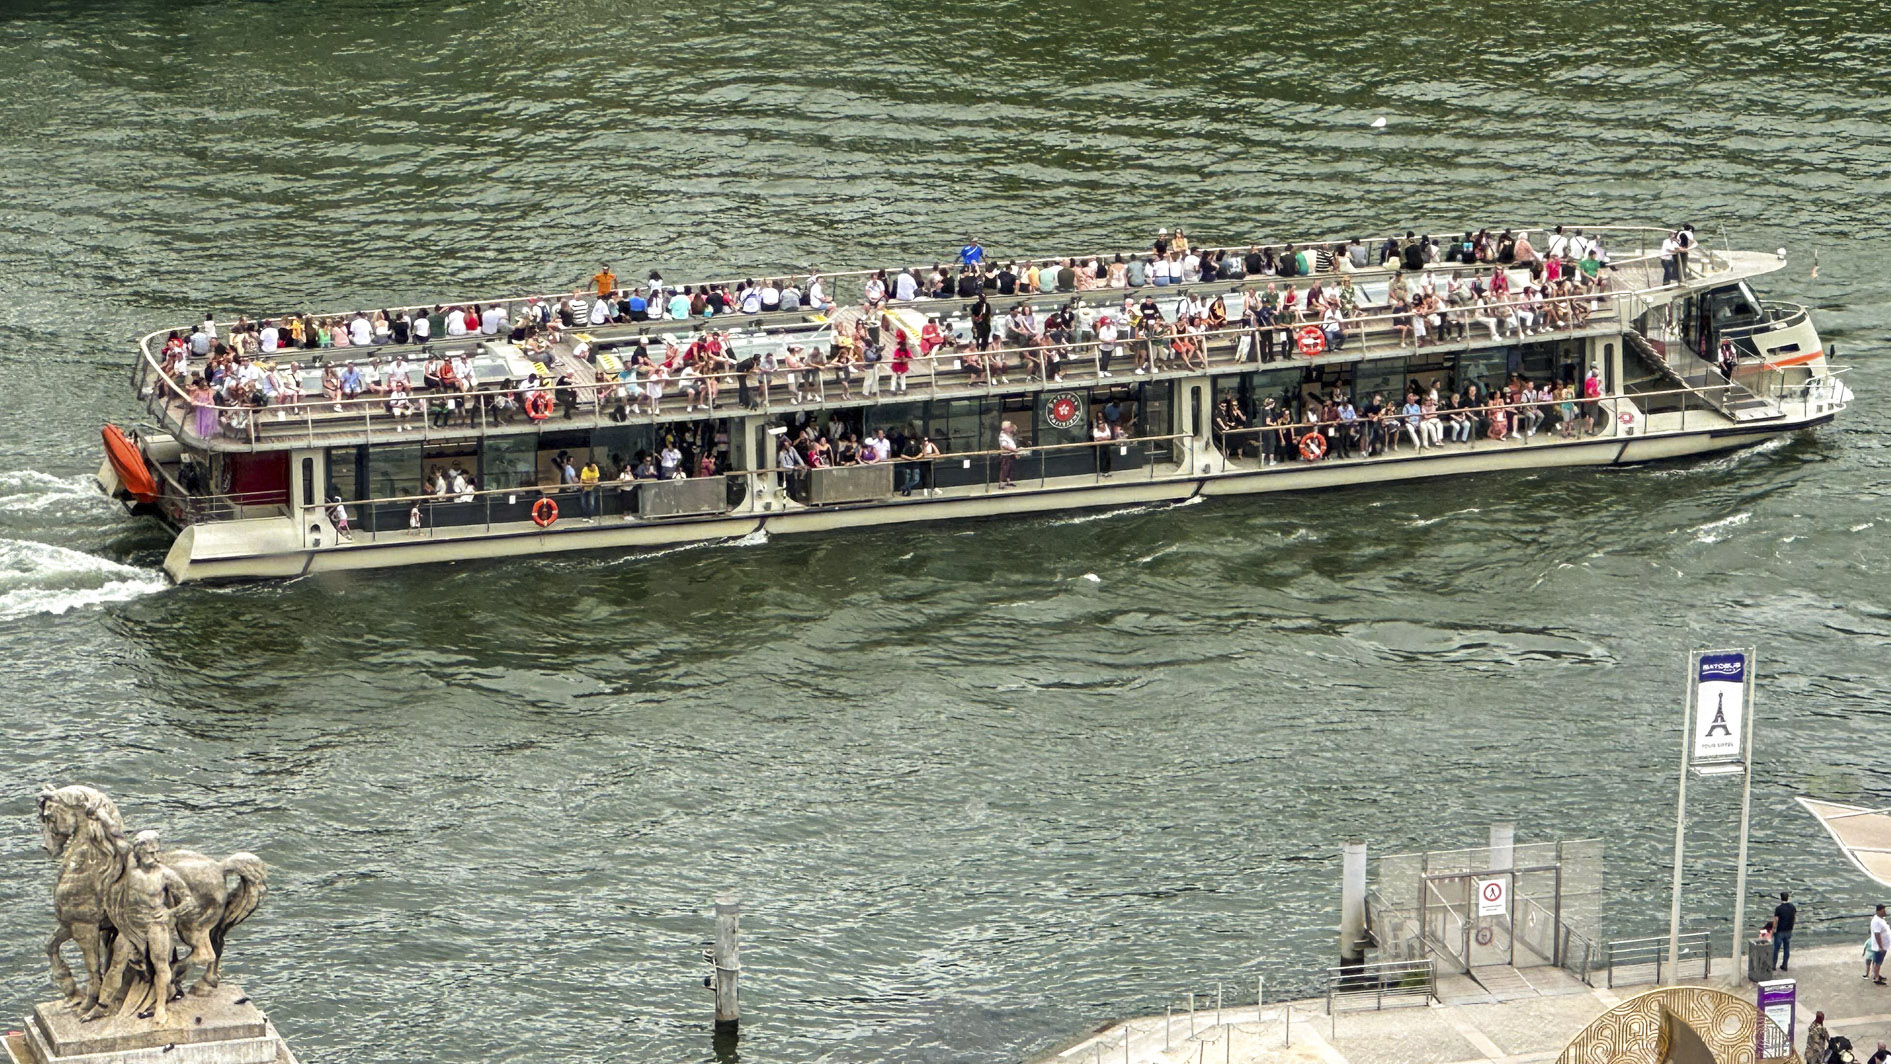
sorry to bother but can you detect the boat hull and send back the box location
[151,417,1826,584]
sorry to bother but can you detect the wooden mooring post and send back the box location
[713,895,741,1037]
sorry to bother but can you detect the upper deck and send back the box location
[131,225,1783,454]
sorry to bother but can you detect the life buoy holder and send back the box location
[532,497,558,527]
[1299,432,1327,461]
[1296,326,1326,357]
[1617,411,1635,425]
[525,390,554,421]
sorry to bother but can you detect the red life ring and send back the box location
[532,497,558,527]
[1296,326,1326,357]
[1617,411,1635,424]
[525,390,554,421]
[1299,432,1327,461]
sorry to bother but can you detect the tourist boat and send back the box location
[97,225,1852,582]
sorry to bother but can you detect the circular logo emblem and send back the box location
[1045,391,1084,430]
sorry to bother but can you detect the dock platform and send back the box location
[1037,943,1890,1064]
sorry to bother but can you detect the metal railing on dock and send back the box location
[1324,957,1437,1014]
[1603,931,1713,988]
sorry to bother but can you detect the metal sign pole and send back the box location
[1667,654,1696,985]
[1728,649,1758,980]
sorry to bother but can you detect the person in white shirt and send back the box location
[1095,316,1119,378]
[806,274,827,308]
[759,280,781,311]
[894,268,918,302]
[1546,225,1571,260]
[1180,251,1202,284]
[412,312,432,344]
[484,303,510,334]
[740,286,763,314]
[1151,255,1173,287]
[348,313,373,347]
[258,322,279,353]
[444,308,469,336]
[1869,905,1889,985]
[1660,234,1680,285]
[588,297,610,326]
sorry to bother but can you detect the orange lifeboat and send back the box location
[101,424,159,503]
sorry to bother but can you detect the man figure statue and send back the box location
[90,831,193,1026]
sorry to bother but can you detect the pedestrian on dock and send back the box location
[1869,904,1890,985]
[1805,1012,1829,1064]
[1774,891,1796,971]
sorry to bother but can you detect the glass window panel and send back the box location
[366,443,423,501]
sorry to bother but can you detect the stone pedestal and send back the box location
[5,986,295,1064]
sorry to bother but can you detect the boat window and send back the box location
[591,425,659,478]
[301,458,314,508]
[1455,349,1509,394]
[1354,358,1406,405]
[325,446,360,501]
[366,443,424,501]
[933,397,985,455]
[481,435,538,490]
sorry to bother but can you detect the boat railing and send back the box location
[139,284,1640,452]
[1717,301,1811,343]
[132,224,1694,362]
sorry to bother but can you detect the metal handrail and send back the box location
[140,380,1792,528]
[136,282,1638,448]
[1605,931,1713,988]
[1324,957,1436,1014]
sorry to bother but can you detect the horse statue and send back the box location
[37,784,268,1019]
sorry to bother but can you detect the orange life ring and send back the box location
[1296,326,1326,357]
[532,497,558,527]
[525,390,554,421]
[1299,432,1327,461]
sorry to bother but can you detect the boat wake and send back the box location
[1692,511,1751,544]
[1046,495,1203,527]
[0,538,167,621]
[0,471,117,516]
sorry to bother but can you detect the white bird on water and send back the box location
[1371,116,1387,128]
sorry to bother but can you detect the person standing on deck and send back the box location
[579,458,600,521]
[592,264,617,299]
[960,238,983,267]
[1676,224,1696,279]
[996,420,1020,488]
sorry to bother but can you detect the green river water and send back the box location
[0,2,1887,1061]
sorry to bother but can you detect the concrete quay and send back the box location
[1036,944,1891,1064]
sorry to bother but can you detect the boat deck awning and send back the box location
[1798,797,1891,887]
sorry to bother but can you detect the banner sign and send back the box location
[1756,979,1795,1057]
[1689,649,1751,766]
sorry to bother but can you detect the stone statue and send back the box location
[93,831,193,1026]
[36,785,268,1024]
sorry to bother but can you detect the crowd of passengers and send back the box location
[158,224,1637,439]
[1214,366,1608,466]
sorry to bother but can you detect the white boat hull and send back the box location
[151,415,1827,583]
